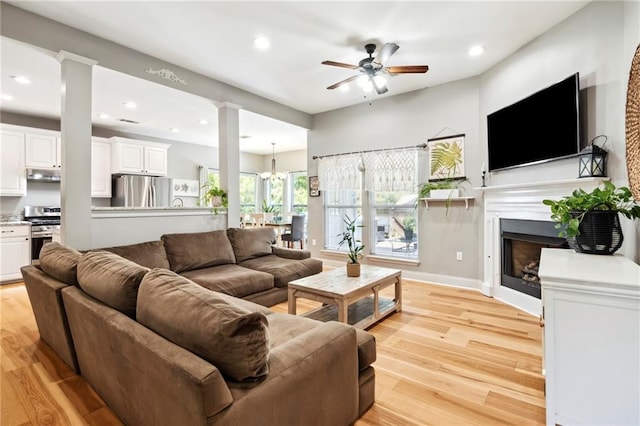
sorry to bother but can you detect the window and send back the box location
[319,150,418,260]
[267,178,284,216]
[207,169,258,214]
[239,173,257,214]
[290,171,308,216]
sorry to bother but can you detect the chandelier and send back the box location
[260,142,287,182]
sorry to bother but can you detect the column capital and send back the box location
[213,101,242,110]
[56,50,98,66]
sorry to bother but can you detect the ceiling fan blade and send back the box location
[321,60,359,70]
[385,65,429,74]
[373,42,399,67]
[327,75,360,90]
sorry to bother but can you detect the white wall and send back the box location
[309,78,482,285]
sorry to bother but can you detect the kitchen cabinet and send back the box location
[25,132,61,169]
[0,130,27,196]
[539,248,640,426]
[91,139,112,197]
[110,137,170,176]
[0,224,31,283]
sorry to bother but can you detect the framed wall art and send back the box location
[427,134,466,180]
[308,176,320,197]
[173,179,200,197]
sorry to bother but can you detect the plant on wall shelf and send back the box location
[417,177,469,216]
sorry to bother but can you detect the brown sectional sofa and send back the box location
[21,227,377,425]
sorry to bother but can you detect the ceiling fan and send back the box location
[322,43,429,95]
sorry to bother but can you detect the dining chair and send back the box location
[250,213,265,227]
[281,215,305,249]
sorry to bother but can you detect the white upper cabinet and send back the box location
[110,137,170,176]
[91,139,112,198]
[25,133,61,169]
[0,130,27,196]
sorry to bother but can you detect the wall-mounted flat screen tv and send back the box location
[487,73,581,172]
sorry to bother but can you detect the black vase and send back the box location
[567,208,623,255]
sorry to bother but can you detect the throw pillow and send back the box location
[137,268,270,382]
[38,242,82,286]
[77,250,149,318]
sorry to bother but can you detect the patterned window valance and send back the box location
[317,148,418,192]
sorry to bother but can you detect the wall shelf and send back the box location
[419,197,474,210]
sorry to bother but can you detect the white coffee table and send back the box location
[288,265,402,329]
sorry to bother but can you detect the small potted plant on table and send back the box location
[337,214,365,277]
[543,181,640,254]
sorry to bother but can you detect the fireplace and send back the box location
[500,219,568,299]
[482,177,606,315]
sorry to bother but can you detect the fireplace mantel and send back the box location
[481,177,608,315]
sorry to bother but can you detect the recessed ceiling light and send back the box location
[123,101,137,108]
[254,36,270,50]
[468,45,484,57]
[339,85,349,92]
[198,119,208,125]
[11,75,31,85]
[169,127,179,133]
[1,94,14,101]
[98,113,110,119]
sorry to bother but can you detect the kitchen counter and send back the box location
[0,220,31,226]
[91,207,227,247]
[92,207,226,218]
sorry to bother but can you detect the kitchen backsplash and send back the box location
[0,181,61,217]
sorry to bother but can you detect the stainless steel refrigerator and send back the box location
[112,175,173,207]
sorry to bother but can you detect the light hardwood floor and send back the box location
[1,279,545,425]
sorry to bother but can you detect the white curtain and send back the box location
[317,149,418,193]
[317,154,362,191]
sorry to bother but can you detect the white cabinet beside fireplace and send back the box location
[539,248,639,426]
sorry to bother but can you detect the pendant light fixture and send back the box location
[261,142,287,182]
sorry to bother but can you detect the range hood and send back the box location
[27,168,61,182]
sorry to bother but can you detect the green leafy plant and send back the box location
[401,216,416,232]
[201,184,228,214]
[337,214,365,264]
[417,178,468,198]
[261,199,279,216]
[543,181,640,238]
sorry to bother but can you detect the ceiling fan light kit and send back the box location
[322,42,429,95]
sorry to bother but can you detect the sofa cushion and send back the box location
[266,313,375,371]
[227,227,275,262]
[180,264,274,298]
[38,242,82,287]
[97,240,171,270]
[77,250,149,318]
[239,255,323,288]
[137,269,270,382]
[161,230,236,273]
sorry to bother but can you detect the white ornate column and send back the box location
[57,50,97,250]
[216,102,241,228]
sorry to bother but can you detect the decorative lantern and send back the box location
[578,135,608,178]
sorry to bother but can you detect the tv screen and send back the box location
[487,73,580,172]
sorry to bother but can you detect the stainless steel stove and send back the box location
[24,206,61,260]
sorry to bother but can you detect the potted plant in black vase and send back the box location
[543,181,640,254]
[337,214,365,277]
[401,216,416,241]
